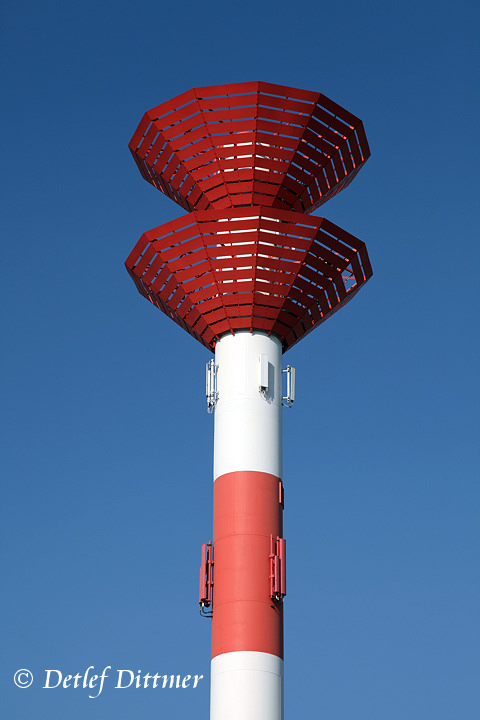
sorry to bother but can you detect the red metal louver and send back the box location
[126,82,371,352]
[129,81,370,215]
[126,206,371,353]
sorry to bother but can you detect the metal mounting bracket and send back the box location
[282,365,295,407]
[199,542,214,617]
[206,360,218,413]
[269,535,286,603]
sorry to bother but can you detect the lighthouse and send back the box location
[126,81,371,719]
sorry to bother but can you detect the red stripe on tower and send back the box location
[212,470,284,659]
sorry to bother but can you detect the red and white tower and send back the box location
[126,82,371,719]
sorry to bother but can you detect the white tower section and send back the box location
[214,330,283,480]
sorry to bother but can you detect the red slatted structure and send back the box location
[126,207,372,352]
[126,82,372,351]
[129,81,370,214]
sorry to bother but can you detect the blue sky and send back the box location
[1,1,479,718]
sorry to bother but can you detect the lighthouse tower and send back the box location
[125,81,371,720]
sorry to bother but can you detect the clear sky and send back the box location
[1,1,479,718]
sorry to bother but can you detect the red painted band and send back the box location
[211,471,284,659]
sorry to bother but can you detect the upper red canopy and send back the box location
[129,81,370,215]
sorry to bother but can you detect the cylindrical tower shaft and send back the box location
[211,331,284,720]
